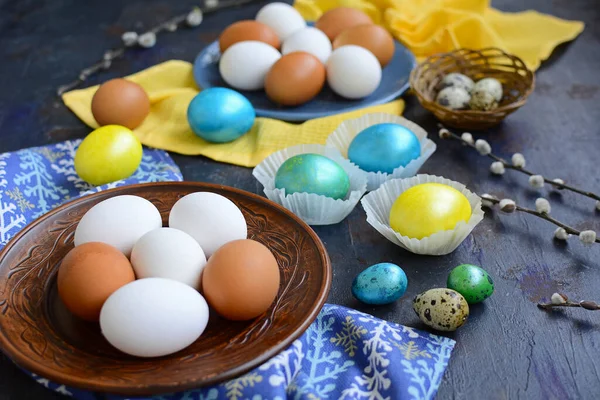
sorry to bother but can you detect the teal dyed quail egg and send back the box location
[473,78,503,102]
[413,288,469,332]
[438,73,474,93]
[469,89,498,111]
[436,86,471,110]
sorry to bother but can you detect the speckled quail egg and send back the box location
[473,78,503,102]
[469,89,498,111]
[413,288,469,332]
[436,86,471,110]
[438,73,474,93]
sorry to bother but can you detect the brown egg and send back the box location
[219,20,280,53]
[333,24,395,67]
[91,79,150,130]
[265,52,326,107]
[202,239,280,321]
[57,242,135,321]
[315,7,373,42]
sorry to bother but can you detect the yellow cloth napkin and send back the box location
[294,0,584,70]
[62,60,404,168]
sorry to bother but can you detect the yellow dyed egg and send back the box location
[389,183,471,239]
[75,125,143,186]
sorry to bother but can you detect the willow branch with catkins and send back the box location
[480,194,599,244]
[438,126,600,211]
[538,293,600,311]
[57,0,254,95]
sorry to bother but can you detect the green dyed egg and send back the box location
[275,153,350,200]
[447,264,494,304]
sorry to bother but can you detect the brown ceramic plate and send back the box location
[0,182,331,396]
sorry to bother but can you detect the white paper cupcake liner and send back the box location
[360,174,484,255]
[326,113,437,191]
[252,144,368,225]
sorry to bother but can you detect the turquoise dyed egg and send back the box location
[347,123,421,174]
[447,264,494,304]
[352,263,408,305]
[275,154,350,200]
[187,87,255,143]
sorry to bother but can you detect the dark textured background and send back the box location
[1,0,599,399]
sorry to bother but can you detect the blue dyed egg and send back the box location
[275,154,350,200]
[187,87,255,143]
[348,123,421,174]
[352,263,408,305]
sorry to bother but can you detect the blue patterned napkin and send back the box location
[0,141,456,400]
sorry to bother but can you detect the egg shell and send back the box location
[202,239,280,321]
[327,45,382,99]
[57,242,135,321]
[282,27,332,64]
[447,264,494,304]
[100,278,209,357]
[436,86,471,110]
[168,192,247,257]
[255,2,306,40]
[74,195,162,257]
[275,153,350,200]
[219,41,281,91]
[352,263,408,305]
[218,20,280,53]
[130,228,207,290]
[389,183,472,240]
[265,52,326,106]
[474,78,503,102]
[315,7,373,41]
[91,79,150,130]
[74,125,143,186]
[469,89,499,111]
[438,73,474,93]
[348,123,421,174]
[413,288,469,332]
[187,88,255,143]
[333,24,395,67]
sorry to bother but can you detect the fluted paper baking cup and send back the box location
[360,174,484,255]
[253,144,368,225]
[326,113,436,191]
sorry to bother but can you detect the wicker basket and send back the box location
[410,48,535,131]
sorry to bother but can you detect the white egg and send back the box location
[256,2,306,41]
[130,228,206,290]
[282,27,332,64]
[74,195,162,257]
[219,41,281,91]
[168,192,247,257]
[326,45,382,99]
[100,278,209,358]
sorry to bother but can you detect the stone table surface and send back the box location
[0,0,599,399]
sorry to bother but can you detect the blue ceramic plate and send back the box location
[193,39,416,122]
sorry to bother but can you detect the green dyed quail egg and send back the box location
[413,288,469,332]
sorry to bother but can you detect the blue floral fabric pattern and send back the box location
[0,141,456,400]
